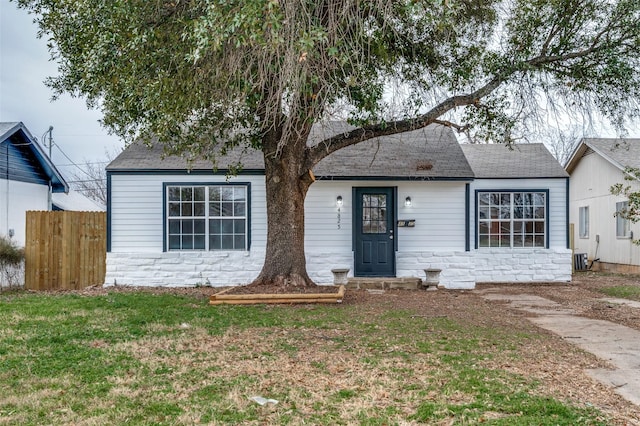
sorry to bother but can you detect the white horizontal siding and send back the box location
[304,180,467,253]
[468,178,568,250]
[109,174,267,252]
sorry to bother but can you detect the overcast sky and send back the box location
[0,3,123,180]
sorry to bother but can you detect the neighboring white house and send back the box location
[105,123,571,289]
[0,122,69,246]
[566,138,640,273]
[52,190,105,212]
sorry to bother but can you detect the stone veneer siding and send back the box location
[473,248,572,283]
[105,248,572,288]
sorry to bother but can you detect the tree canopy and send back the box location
[16,0,640,287]
[18,0,640,157]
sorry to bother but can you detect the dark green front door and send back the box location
[354,187,395,277]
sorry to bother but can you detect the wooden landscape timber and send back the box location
[209,285,345,305]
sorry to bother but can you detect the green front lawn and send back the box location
[0,291,608,425]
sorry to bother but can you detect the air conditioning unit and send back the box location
[573,253,588,271]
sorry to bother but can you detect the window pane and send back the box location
[478,222,489,234]
[194,219,205,234]
[210,235,221,250]
[181,187,193,201]
[234,186,246,201]
[194,235,205,250]
[210,187,221,201]
[479,207,490,219]
[169,203,180,216]
[234,235,245,250]
[168,220,180,234]
[182,203,192,216]
[221,235,234,249]
[479,235,489,247]
[194,187,205,201]
[533,193,545,206]
[490,207,500,219]
[500,235,510,247]
[182,235,193,250]
[234,202,246,216]
[479,193,490,205]
[234,219,245,233]
[534,236,545,247]
[500,194,510,205]
[513,234,523,247]
[534,222,544,233]
[194,202,205,216]
[210,202,221,216]
[523,235,534,247]
[534,207,545,219]
[222,202,233,216]
[210,219,221,234]
[221,187,233,201]
[168,187,180,201]
[169,235,181,250]
[182,219,193,234]
[221,219,233,233]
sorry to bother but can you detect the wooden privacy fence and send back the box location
[25,211,106,290]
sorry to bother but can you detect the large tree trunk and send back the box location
[250,131,317,288]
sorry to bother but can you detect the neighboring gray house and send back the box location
[566,138,640,273]
[0,122,69,246]
[105,124,571,288]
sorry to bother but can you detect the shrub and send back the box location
[0,235,24,265]
[0,235,24,289]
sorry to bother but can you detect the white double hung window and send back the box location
[166,185,248,250]
[478,191,547,248]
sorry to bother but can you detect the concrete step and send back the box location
[346,277,424,290]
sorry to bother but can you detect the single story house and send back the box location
[105,123,571,289]
[0,122,69,246]
[566,138,640,273]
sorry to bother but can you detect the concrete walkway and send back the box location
[479,290,640,406]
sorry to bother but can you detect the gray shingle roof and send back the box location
[107,123,475,179]
[460,143,568,178]
[581,138,640,170]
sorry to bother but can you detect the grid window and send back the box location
[362,194,387,234]
[478,192,546,248]
[579,206,589,238]
[167,185,248,251]
[616,201,631,238]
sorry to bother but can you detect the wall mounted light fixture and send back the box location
[405,196,412,207]
[336,195,343,207]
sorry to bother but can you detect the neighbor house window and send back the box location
[616,201,631,238]
[477,191,546,248]
[579,206,589,238]
[166,184,248,250]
